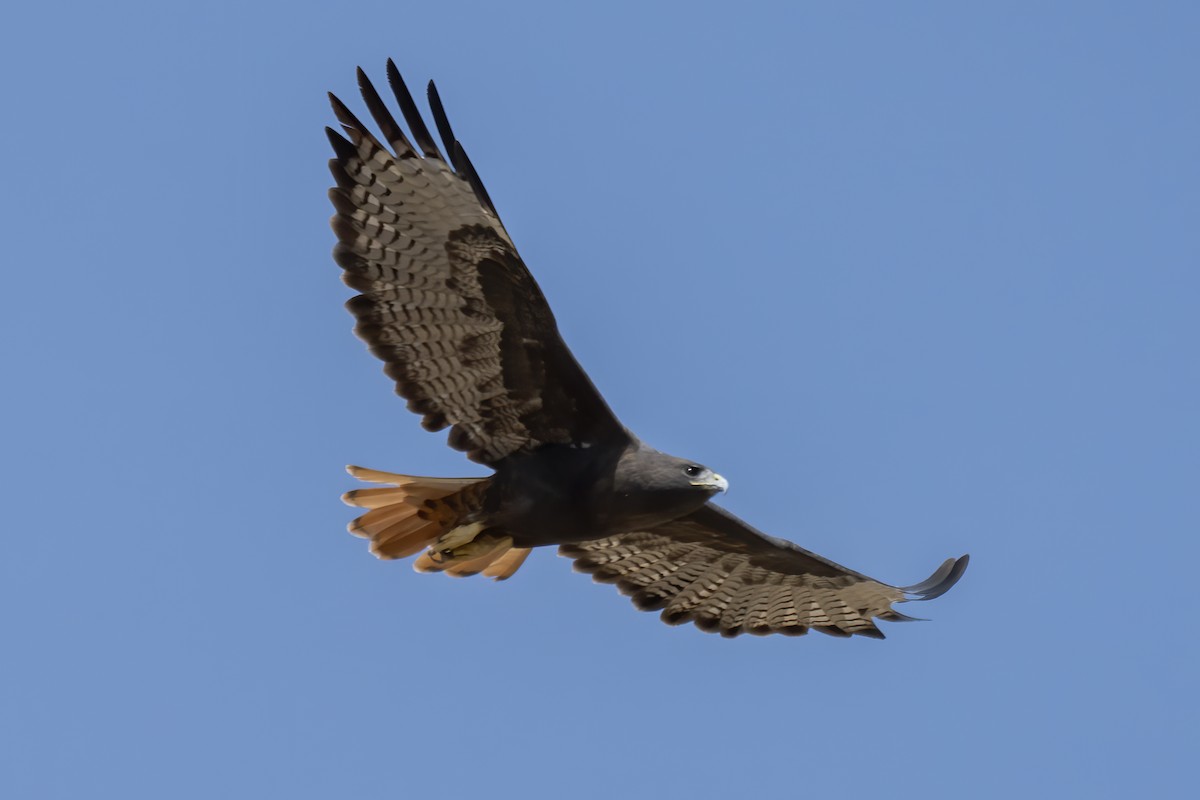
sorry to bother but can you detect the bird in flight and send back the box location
[326,60,968,638]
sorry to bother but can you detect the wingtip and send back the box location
[382,59,444,161]
[902,554,970,601]
[327,90,350,117]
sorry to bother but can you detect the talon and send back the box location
[427,532,513,566]
[434,522,486,554]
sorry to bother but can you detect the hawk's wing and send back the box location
[327,61,628,465]
[560,503,968,638]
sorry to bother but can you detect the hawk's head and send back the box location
[608,446,727,529]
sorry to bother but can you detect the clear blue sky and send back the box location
[3,2,1197,798]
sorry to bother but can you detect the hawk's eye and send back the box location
[684,465,704,478]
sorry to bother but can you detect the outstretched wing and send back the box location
[560,503,968,638]
[327,61,628,465]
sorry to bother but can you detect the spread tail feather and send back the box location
[342,465,530,579]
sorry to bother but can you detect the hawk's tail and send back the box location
[341,465,531,580]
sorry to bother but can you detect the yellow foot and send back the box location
[429,530,512,565]
[429,523,485,562]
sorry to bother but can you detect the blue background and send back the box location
[3,2,1197,797]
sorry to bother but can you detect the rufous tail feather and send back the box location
[341,465,530,580]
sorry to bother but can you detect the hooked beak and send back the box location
[693,472,728,493]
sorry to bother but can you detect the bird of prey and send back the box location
[326,60,968,638]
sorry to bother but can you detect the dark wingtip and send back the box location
[426,80,457,163]
[327,92,380,151]
[385,59,444,161]
[327,92,354,124]
[325,126,356,161]
[357,64,415,156]
[902,554,970,601]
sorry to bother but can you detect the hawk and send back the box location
[326,61,968,638]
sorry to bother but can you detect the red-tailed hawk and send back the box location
[327,61,968,638]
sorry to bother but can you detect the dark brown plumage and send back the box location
[328,60,968,638]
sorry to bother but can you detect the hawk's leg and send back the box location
[430,525,511,564]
